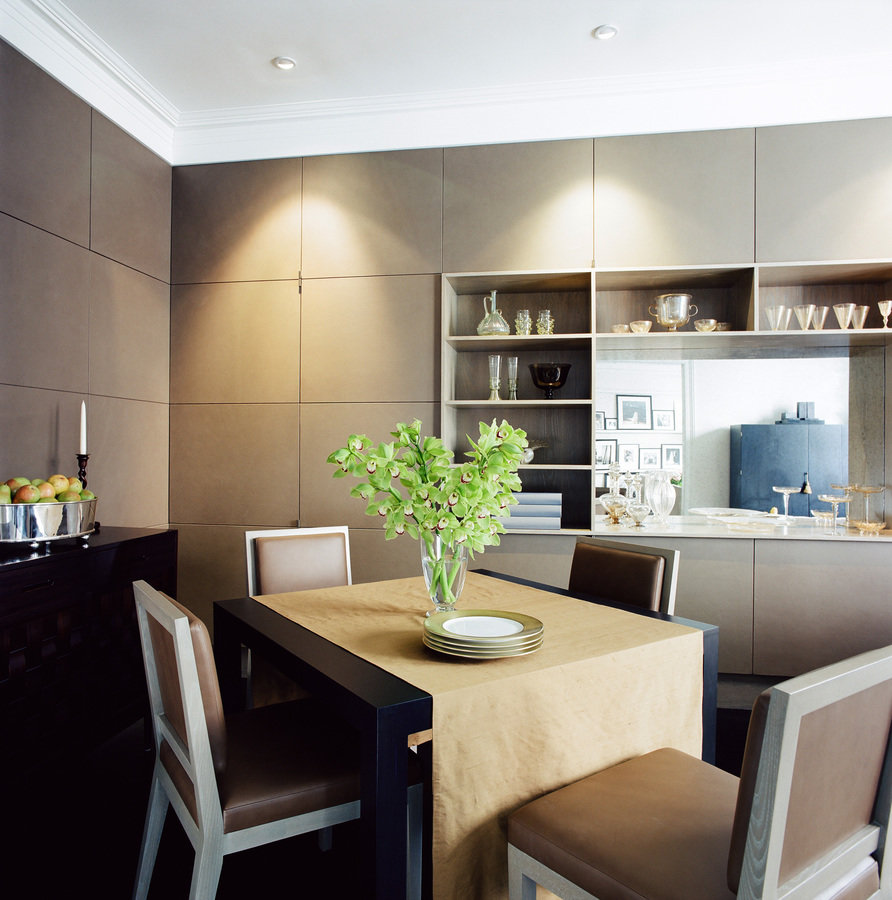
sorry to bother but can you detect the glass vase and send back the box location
[421,536,469,615]
[645,470,676,524]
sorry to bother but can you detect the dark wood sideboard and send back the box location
[0,527,177,776]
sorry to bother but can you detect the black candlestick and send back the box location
[76,453,89,489]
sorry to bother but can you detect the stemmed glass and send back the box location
[487,355,501,401]
[879,300,891,329]
[506,356,518,400]
[771,486,799,523]
[817,493,851,535]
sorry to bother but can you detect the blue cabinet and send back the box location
[730,424,848,516]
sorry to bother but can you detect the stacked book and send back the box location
[498,492,562,530]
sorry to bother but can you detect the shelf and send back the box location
[518,463,591,471]
[446,333,592,350]
[446,399,591,408]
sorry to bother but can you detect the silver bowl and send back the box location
[0,498,97,544]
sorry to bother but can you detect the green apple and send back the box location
[48,474,70,495]
[79,489,96,501]
[56,489,82,502]
[67,477,83,493]
[5,477,30,492]
[0,484,11,504]
[38,496,57,503]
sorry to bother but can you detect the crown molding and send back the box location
[5,0,892,166]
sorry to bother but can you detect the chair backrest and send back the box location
[245,526,352,595]
[567,536,679,615]
[133,580,226,834]
[728,644,892,900]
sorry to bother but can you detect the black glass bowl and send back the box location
[528,363,571,399]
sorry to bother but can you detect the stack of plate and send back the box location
[423,609,544,659]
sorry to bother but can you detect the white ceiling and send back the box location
[4,0,892,165]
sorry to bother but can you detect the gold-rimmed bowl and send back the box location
[694,318,717,332]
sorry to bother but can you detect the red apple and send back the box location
[13,484,40,503]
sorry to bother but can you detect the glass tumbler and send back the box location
[852,305,869,329]
[537,309,554,335]
[515,309,531,335]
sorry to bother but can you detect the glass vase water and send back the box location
[421,536,469,615]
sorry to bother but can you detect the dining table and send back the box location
[213,570,717,900]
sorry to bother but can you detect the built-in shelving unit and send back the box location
[443,261,892,533]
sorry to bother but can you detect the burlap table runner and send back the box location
[255,572,703,900]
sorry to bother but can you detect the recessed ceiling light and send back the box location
[592,24,618,41]
[271,56,296,71]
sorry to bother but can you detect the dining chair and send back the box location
[567,536,679,615]
[244,525,352,705]
[507,643,892,900]
[132,579,422,900]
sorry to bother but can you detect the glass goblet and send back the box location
[817,493,851,535]
[771,486,799,523]
[879,300,891,329]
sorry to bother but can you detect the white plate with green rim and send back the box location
[425,609,543,642]
[422,632,543,659]
[422,630,544,651]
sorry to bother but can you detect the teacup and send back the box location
[694,318,717,332]
[629,320,652,333]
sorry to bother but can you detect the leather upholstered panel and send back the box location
[253,532,349,594]
[567,542,665,612]
[509,748,738,900]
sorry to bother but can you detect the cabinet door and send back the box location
[731,425,808,515]
[594,128,755,268]
[756,118,892,262]
[805,425,847,513]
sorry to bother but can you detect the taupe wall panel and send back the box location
[443,140,594,272]
[301,275,439,402]
[171,159,302,284]
[0,41,91,246]
[90,112,172,281]
[0,384,85,479]
[594,128,755,267]
[349,528,426,585]
[88,394,169,527]
[171,280,300,403]
[89,254,170,403]
[0,212,91,392]
[170,403,300,526]
[299,402,438,528]
[175,524,254,632]
[756,118,892,262]
[302,149,443,277]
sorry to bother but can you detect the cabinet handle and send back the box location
[24,579,55,592]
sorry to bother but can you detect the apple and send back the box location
[36,481,56,499]
[48,474,70,494]
[38,496,58,503]
[6,477,30,491]
[67,477,83,493]
[56,489,82,502]
[79,489,96,501]
[0,484,11,504]
[13,484,40,503]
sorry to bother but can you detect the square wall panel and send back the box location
[302,148,443,277]
[300,275,438,403]
[171,280,300,403]
[595,128,755,267]
[0,384,86,479]
[90,111,172,281]
[0,213,90,392]
[299,402,437,528]
[171,158,302,284]
[170,403,300,526]
[0,40,91,246]
[89,255,170,403]
[86,394,169,528]
[444,140,594,273]
[349,528,425,586]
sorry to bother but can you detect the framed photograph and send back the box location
[605,418,617,431]
[595,410,606,430]
[594,471,607,489]
[639,448,660,469]
[616,394,653,430]
[653,409,676,431]
[661,444,683,469]
[618,443,639,469]
[595,439,617,467]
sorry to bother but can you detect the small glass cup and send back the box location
[487,354,501,401]
[812,306,830,330]
[764,305,786,331]
[515,309,531,335]
[852,305,869,329]
[833,303,855,329]
[536,309,554,335]
[793,304,815,330]
[507,356,518,400]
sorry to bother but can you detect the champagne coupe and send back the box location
[879,299,891,329]
[852,484,884,530]
[818,493,851,535]
[771,486,799,523]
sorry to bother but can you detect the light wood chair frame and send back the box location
[571,535,680,615]
[244,525,352,596]
[508,644,892,900]
[133,580,425,900]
